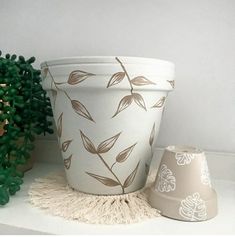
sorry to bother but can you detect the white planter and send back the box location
[41,56,175,195]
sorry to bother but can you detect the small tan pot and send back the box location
[148,145,218,221]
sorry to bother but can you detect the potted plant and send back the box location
[0,51,53,205]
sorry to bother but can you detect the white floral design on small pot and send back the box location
[175,152,195,166]
[201,158,212,187]
[179,192,207,221]
[156,164,176,192]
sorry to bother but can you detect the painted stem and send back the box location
[115,57,133,94]
[63,90,72,101]
[46,63,60,92]
[97,153,125,194]
[46,64,72,101]
[111,161,117,170]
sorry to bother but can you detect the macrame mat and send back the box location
[28,170,161,225]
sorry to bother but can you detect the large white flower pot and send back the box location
[41,56,175,195]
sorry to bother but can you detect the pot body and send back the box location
[41,56,175,195]
[148,145,217,221]
[0,124,34,173]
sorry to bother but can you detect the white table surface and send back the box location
[0,162,234,235]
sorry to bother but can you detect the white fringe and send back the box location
[28,171,160,224]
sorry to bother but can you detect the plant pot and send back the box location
[15,138,34,173]
[0,124,34,173]
[41,56,175,195]
[148,146,217,221]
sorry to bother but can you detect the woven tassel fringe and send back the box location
[28,171,160,224]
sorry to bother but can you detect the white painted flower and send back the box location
[179,192,207,221]
[175,152,195,166]
[201,158,212,187]
[156,164,176,192]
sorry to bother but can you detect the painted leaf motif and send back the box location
[86,172,120,187]
[175,152,195,166]
[179,192,207,221]
[107,72,125,88]
[42,67,48,79]
[131,76,156,86]
[116,143,137,163]
[149,123,155,146]
[68,70,94,85]
[57,112,63,138]
[152,97,166,108]
[55,82,66,85]
[145,163,150,175]
[133,93,147,111]
[52,90,57,107]
[62,139,73,152]
[201,158,212,187]
[167,80,175,88]
[97,132,121,153]
[156,164,176,192]
[64,154,72,169]
[80,130,97,154]
[112,95,133,118]
[123,161,140,188]
[71,100,94,122]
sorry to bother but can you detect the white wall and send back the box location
[1,0,234,153]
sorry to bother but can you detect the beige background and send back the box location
[0,0,234,153]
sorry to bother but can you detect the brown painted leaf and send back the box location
[52,90,57,107]
[97,132,121,153]
[64,154,72,169]
[42,67,48,79]
[149,123,155,146]
[55,82,66,85]
[116,143,137,163]
[107,72,125,88]
[152,96,166,108]
[167,80,175,88]
[145,163,150,175]
[62,139,73,152]
[80,130,97,154]
[86,172,120,186]
[123,161,140,188]
[112,95,133,118]
[71,100,94,122]
[68,70,94,85]
[131,76,156,86]
[57,112,63,138]
[133,93,147,111]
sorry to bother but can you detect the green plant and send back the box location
[0,51,53,205]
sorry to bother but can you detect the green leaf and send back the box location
[0,187,9,205]
[9,184,20,195]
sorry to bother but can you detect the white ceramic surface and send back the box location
[41,56,175,195]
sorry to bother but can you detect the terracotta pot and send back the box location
[148,145,218,221]
[41,56,175,195]
[0,126,34,173]
[11,138,34,173]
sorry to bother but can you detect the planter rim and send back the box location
[41,56,175,68]
[166,145,204,154]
